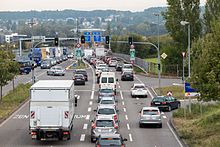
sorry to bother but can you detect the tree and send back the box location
[163,0,201,48]
[191,20,220,101]
[0,50,19,101]
[204,0,220,33]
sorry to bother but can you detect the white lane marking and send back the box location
[129,134,133,142]
[88,107,91,112]
[167,122,184,147]
[136,98,139,100]
[118,85,121,88]
[83,124,88,130]
[0,100,29,128]
[86,115,90,120]
[89,101,93,105]
[80,134,86,141]
[134,75,144,84]
[91,91,94,100]
[120,91,124,100]
[147,87,154,99]
[123,108,126,112]
[163,115,167,119]
[125,115,128,120]
[122,101,125,106]
[127,123,130,130]
[151,87,158,96]
[161,112,164,114]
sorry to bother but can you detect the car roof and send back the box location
[96,115,114,120]
[133,83,145,86]
[142,107,160,111]
[99,133,121,138]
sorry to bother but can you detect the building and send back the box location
[5,33,27,43]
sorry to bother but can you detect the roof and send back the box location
[31,80,74,89]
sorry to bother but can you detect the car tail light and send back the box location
[64,111,69,119]
[97,145,100,147]
[121,145,125,147]
[114,123,118,129]
[63,131,69,135]
[162,102,166,104]
[157,111,160,115]
[92,123,96,129]
[114,115,117,121]
[30,111,35,119]
[31,131,37,135]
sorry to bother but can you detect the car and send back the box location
[47,66,65,76]
[96,66,106,76]
[17,60,32,74]
[122,63,133,73]
[131,83,148,98]
[98,88,115,103]
[150,96,181,112]
[67,53,74,58]
[115,62,123,71]
[95,133,127,147]
[139,107,162,128]
[109,60,118,67]
[95,105,119,126]
[73,74,86,85]
[90,115,118,142]
[74,69,88,81]
[45,58,56,66]
[41,60,52,69]
[99,97,117,109]
[121,71,134,81]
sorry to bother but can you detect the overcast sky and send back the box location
[0,0,206,12]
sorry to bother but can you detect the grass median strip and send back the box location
[173,103,220,147]
[0,83,31,120]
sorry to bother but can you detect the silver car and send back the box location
[90,115,118,142]
[139,107,162,128]
[99,97,117,110]
[47,66,65,76]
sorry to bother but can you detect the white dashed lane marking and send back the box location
[127,123,130,130]
[163,115,167,119]
[89,101,93,105]
[80,134,85,141]
[88,107,91,112]
[122,101,125,105]
[125,115,128,120]
[86,115,90,120]
[120,91,124,100]
[83,124,88,130]
[129,134,133,142]
[123,108,126,112]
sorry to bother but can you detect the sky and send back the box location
[0,0,206,12]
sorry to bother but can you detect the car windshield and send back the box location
[100,89,113,93]
[143,109,159,115]
[134,85,145,89]
[99,138,122,146]
[108,77,114,83]
[75,74,83,78]
[101,100,114,104]
[76,71,86,75]
[55,68,62,70]
[101,77,107,83]
[96,120,114,127]
[98,108,115,115]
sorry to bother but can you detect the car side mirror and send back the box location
[116,79,118,82]
[139,110,141,113]
[93,109,97,112]
[90,120,94,123]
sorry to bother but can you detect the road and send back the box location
[0,59,184,147]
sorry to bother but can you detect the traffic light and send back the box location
[158,63,161,71]
[128,37,133,45]
[81,35,85,44]
[54,37,59,46]
[105,36,109,44]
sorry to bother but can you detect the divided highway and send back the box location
[0,59,183,147]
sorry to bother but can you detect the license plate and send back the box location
[155,102,160,105]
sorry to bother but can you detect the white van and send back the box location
[99,72,117,94]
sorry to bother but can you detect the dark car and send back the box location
[115,63,123,71]
[96,133,127,147]
[18,60,32,74]
[151,96,181,112]
[121,71,134,81]
[75,69,88,81]
[73,74,85,85]
[98,88,115,103]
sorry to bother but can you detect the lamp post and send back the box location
[154,13,161,95]
[181,21,191,78]
[28,19,36,83]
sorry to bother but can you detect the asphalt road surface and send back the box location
[0,59,184,147]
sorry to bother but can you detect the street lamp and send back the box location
[181,21,191,78]
[154,13,161,95]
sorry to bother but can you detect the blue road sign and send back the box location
[73,62,77,67]
[185,82,197,93]
[85,36,91,42]
[84,32,91,36]
[94,35,101,42]
[92,32,101,36]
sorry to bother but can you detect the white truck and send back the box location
[29,80,78,141]
[95,47,105,58]
[83,49,93,60]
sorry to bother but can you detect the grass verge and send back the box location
[173,103,220,147]
[144,58,158,63]
[133,65,145,74]
[69,60,88,70]
[155,85,184,99]
[0,83,31,120]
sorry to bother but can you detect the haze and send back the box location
[0,0,206,12]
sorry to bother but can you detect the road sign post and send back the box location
[130,45,135,63]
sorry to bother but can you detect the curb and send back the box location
[169,117,189,147]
